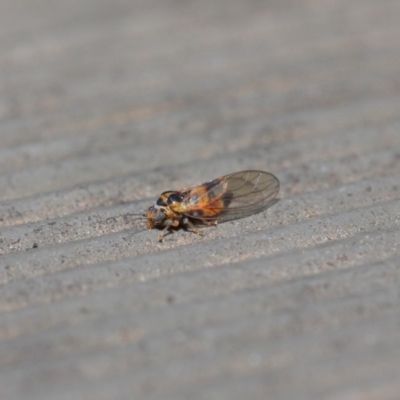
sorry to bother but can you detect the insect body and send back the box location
[146,170,279,242]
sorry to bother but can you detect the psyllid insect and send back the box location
[140,170,279,242]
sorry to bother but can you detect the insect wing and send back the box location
[182,170,279,222]
[213,170,279,222]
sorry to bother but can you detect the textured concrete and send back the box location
[1,0,400,399]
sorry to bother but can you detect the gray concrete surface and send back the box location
[1,0,400,399]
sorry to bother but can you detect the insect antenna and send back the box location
[124,212,147,219]
[106,212,147,225]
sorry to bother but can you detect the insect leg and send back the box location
[159,220,174,242]
[182,217,204,237]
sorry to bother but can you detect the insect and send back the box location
[143,170,279,242]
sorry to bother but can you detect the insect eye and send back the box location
[155,210,166,222]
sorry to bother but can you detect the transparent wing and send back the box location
[181,170,279,223]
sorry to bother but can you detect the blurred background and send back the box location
[1,0,400,399]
